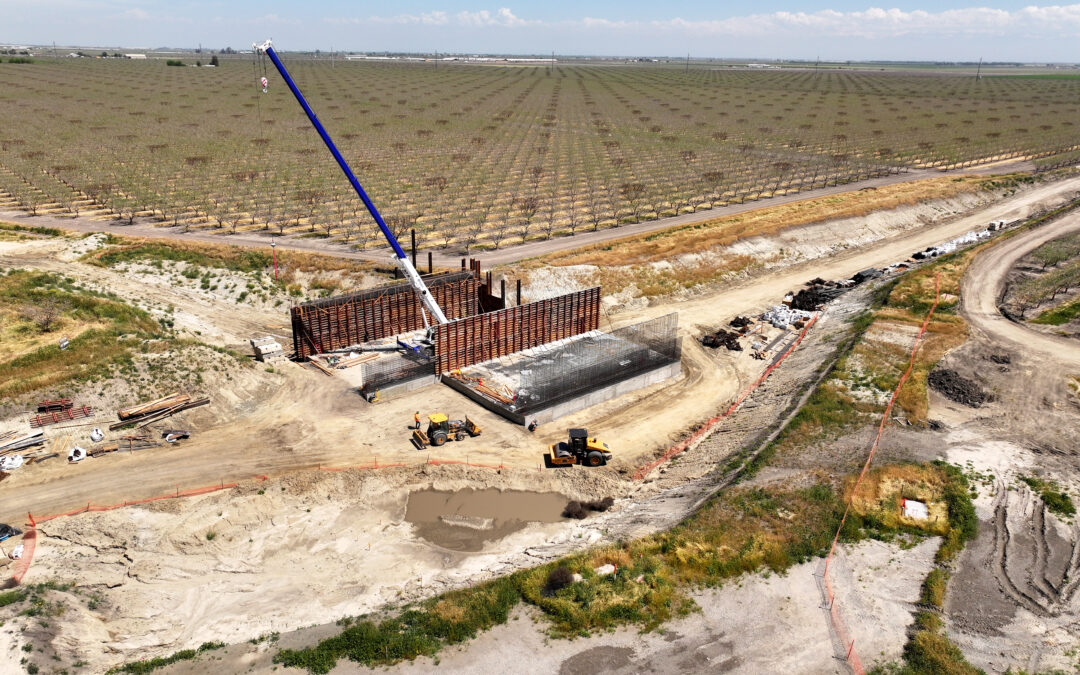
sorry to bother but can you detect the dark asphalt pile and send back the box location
[702,329,743,351]
[929,368,990,407]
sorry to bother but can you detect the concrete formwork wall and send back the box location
[291,272,477,360]
[433,287,601,373]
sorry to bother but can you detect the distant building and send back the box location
[125,54,147,60]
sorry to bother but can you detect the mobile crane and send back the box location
[254,40,448,327]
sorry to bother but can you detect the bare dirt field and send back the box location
[2,172,1080,673]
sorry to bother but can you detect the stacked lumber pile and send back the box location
[99,433,159,453]
[332,352,379,369]
[0,430,45,455]
[111,393,209,430]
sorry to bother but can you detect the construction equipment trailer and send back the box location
[254,39,448,328]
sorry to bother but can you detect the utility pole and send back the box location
[976,56,983,80]
[550,50,554,75]
[685,52,690,74]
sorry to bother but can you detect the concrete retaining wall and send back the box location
[443,360,683,426]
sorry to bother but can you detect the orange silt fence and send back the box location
[633,314,819,481]
[820,273,941,675]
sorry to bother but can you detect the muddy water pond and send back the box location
[405,488,568,551]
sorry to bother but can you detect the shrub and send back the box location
[562,501,587,519]
[562,497,614,519]
[544,567,574,596]
[166,60,184,67]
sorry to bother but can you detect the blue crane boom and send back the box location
[254,39,449,325]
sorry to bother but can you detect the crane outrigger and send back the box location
[254,39,449,327]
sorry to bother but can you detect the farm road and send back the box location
[961,210,1080,370]
[0,159,1032,269]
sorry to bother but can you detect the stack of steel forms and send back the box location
[434,287,602,373]
[37,399,73,413]
[30,406,94,428]
[290,271,478,360]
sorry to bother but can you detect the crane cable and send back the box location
[251,48,267,126]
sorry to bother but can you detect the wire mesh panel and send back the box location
[360,353,436,395]
[513,313,680,414]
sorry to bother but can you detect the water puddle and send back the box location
[405,488,567,551]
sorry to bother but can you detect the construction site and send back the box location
[1,44,1080,675]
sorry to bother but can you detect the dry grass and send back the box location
[0,312,105,363]
[847,464,952,536]
[84,234,377,277]
[543,175,992,267]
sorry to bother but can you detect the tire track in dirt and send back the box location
[991,486,1080,617]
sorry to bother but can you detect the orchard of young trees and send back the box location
[1,57,1079,251]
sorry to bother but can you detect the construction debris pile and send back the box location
[111,393,209,430]
[762,305,814,329]
[912,221,1006,260]
[0,430,60,472]
[701,329,743,351]
[788,284,848,311]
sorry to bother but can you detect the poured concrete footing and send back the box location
[443,360,682,426]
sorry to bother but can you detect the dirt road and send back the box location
[617,175,1080,336]
[960,211,1080,370]
[0,159,1033,269]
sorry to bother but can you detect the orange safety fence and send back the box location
[821,272,941,675]
[316,457,509,472]
[29,481,241,524]
[632,314,819,481]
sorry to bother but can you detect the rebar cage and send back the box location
[511,313,681,414]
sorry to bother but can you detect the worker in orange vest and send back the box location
[413,411,421,430]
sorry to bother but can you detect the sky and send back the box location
[2,0,1079,62]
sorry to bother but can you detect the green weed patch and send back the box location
[1032,297,1080,325]
[106,642,225,674]
[1020,476,1076,517]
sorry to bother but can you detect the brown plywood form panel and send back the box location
[291,272,478,359]
[434,287,602,373]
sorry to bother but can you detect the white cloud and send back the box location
[345,5,1080,39]
[331,7,533,29]
[640,5,1080,38]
